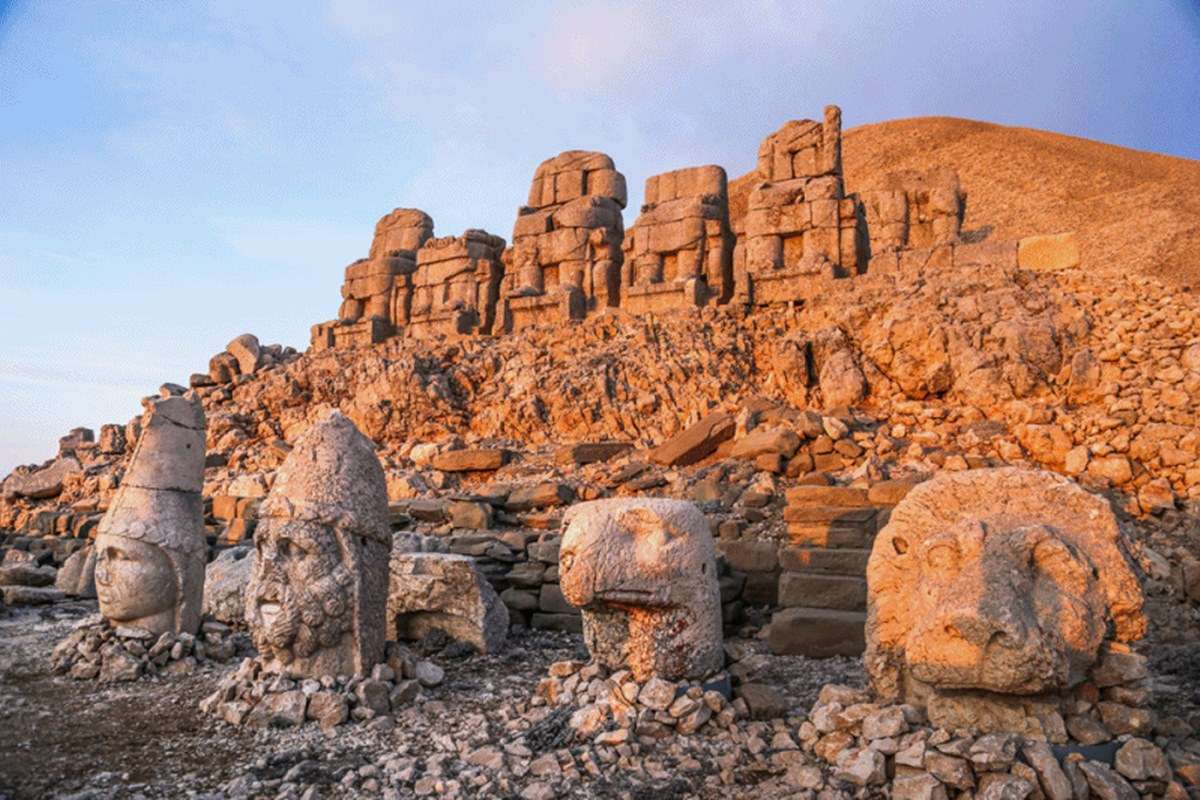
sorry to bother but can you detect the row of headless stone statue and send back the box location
[310,105,968,349]
[94,389,1148,737]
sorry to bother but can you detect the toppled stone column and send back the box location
[387,552,509,653]
[311,208,434,350]
[246,411,391,677]
[735,105,864,304]
[865,467,1147,737]
[408,230,506,337]
[501,151,626,332]
[621,165,734,311]
[559,498,723,682]
[94,394,207,636]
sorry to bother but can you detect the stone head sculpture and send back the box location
[246,411,390,678]
[559,498,723,682]
[866,468,1145,708]
[95,394,206,636]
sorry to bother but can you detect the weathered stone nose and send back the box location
[946,609,1022,649]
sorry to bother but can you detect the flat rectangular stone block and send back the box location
[767,607,865,658]
[1018,232,1080,272]
[787,523,873,549]
[531,612,583,634]
[778,546,870,575]
[783,505,877,524]
[778,572,866,611]
[717,540,779,573]
[784,485,870,506]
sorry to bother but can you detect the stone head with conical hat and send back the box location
[246,411,391,677]
[94,393,207,636]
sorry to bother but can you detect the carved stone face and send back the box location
[94,532,176,630]
[865,468,1147,708]
[247,517,354,673]
[898,521,1106,694]
[559,503,711,609]
[559,498,723,682]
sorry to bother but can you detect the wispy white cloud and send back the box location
[210,216,366,267]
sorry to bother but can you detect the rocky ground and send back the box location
[0,600,861,800]
[2,592,1198,799]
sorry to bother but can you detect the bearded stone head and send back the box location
[245,411,390,678]
[559,498,723,682]
[865,468,1145,705]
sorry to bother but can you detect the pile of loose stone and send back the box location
[200,642,447,730]
[50,614,244,682]
[536,659,738,742]
[795,683,1191,799]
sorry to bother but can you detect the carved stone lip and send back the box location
[595,588,661,604]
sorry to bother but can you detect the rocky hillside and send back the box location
[731,116,1200,287]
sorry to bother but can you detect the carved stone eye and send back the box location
[561,552,575,573]
[925,542,960,571]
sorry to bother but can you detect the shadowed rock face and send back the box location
[866,467,1146,707]
[94,394,206,636]
[559,498,722,682]
[246,411,390,678]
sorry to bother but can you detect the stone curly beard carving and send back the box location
[248,518,355,672]
[256,567,353,665]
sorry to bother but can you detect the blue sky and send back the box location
[2,0,1199,473]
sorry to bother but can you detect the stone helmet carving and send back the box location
[95,393,207,636]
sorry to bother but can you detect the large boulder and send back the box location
[203,546,255,625]
[226,333,263,376]
[387,552,508,653]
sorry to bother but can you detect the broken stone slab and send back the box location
[554,441,633,466]
[430,448,509,472]
[1,456,82,500]
[729,428,801,460]
[649,412,735,467]
[785,484,870,506]
[0,562,57,587]
[767,606,866,657]
[735,683,790,720]
[387,552,508,653]
[2,586,65,606]
[505,482,574,512]
[245,690,308,729]
[1017,232,1080,272]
